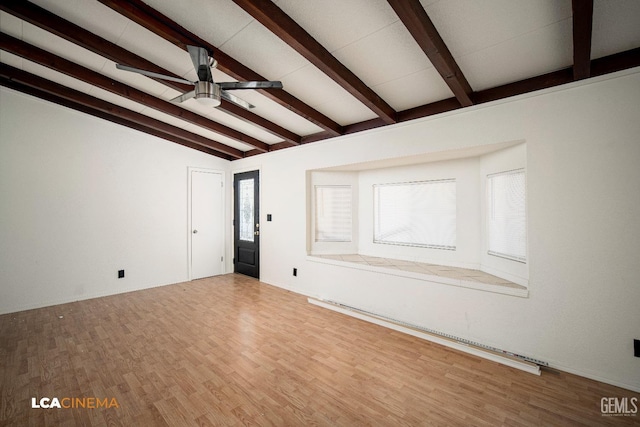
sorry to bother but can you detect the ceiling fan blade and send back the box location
[116,64,194,85]
[218,81,283,90]
[187,45,209,69]
[221,90,255,109]
[170,90,196,103]
[187,45,213,82]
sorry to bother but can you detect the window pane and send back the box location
[315,186,352,242]
[374,180,456,250]
[487,170,526,262]
[239,178,254,242]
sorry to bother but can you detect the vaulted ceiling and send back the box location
[1,0,639,160]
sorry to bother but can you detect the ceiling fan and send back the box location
[116,45,283,110]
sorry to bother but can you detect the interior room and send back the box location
[1,0,639,425]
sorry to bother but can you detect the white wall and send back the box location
[0,88,229,314]
[2,70,639,391]
[233,69,640,391]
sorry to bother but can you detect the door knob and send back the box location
[254,231,260,236]
[193,230,198,234]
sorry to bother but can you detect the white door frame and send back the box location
[188,167,226,280]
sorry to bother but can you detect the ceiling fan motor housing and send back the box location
[195,81,221,106]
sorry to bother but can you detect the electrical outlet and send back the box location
[118,270,125,279]
[293,268,297,277]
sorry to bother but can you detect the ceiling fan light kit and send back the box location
[116,45,282,110]
[195,81,221,107]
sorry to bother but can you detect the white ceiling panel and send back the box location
[424,0,573,58]
[210,68,236,86]
[30,0,129,45]
[202,105,283,144]
[115,22,195,78]
[87,86,149,114]
[156,87,183,103]
[219,20,309,80]
[136,105,197,128]
[459,19,573,91]
[278,65,349,108]
[181,123,254,152]
[373,67,454,111]
[313,97,378,126]
[229,90,324,136]
[0,50,24,69]
[22,22,107,72]
[592,0,640,60]
[275,0,399,53]
[279,63,376,123]
[22,60,94,95]
[333,20,435,87]
[143,0,254,48]
[0,10,23,38]
[313,94,379,126]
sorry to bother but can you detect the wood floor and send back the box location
[1,274,638,426]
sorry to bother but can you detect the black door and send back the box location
[234,170,259,278]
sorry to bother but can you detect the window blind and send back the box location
[315,185,352,242]
[374,179,456,250]
[487,169,526,262]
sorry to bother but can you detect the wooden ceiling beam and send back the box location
[397,97,461,122]
[300,131,336,145]
[2,0,637,160]
[97,0,343,136]
[590,46,640,76]
[473,68,574,105]
[0,1,300,146]
[231,0,397,124]
[0,65,237,159]
[572,0,594,80]
[0,32,269,152]
[387,0,474,107]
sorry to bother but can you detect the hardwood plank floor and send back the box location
[0,274,638,426]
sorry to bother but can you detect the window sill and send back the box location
[307,254,529,298]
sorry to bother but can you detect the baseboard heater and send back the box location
[308,297,547,375]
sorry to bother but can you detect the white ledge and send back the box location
[307,255,529,298]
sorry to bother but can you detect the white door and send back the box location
[190,170,224,279]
